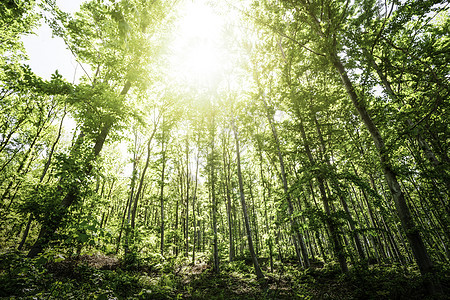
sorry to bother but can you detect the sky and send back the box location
[21,1,87,158]
[22,0,85,83]
[22,0,223,85]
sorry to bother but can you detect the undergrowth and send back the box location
[0,251,448,299]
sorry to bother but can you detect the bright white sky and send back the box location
[23,0,231,88]
[168,1,226,87]
[22,1,86,82]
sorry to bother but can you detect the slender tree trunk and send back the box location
[116,193,132,254]
[370,57,450,194]
[192,140,199,264]
[1,124,43,206]
[17,110,66,251]
[160,126,166,257]
[175,178,180,256]
[232,118,264,280]
[130,122,158,235]
[313,114,365,263]
[340,195,365,261]
[0,114,27,155]
[248,183,260,256]
[125,135,138,254]
[260,92,310,268]
[18,215,33,251]
[256,137,273,271]
[185,135,190,257]
[209,112,219,273]
[298,117,348,273]
[223,135,235,262]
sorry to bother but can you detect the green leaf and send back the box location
[78,233,89,243]
[96,293,108,300]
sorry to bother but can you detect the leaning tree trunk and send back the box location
[370,57,450,198]
[297,117,348,273]
[27,82,131,258]
[331,54,434,276]
[313,114,365,263]
[256,136,274,272]
[28,121,112,258]
[130,120,159,232]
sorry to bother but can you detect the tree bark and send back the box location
[160,125,166,257]
[27,82,131,258]
[223,134,235,262]
[130,121,159,231]
[192,138,200,264]
[260,92,310,268]
[208,111,219,273]
[331,54,434,276]
[232,118,264,280]
[298,116,348,273]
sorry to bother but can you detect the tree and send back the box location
[231,115,264,280]
[27,0,169,257]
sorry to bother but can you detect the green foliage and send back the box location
[63,216,111,252]
[1,251,449,299]
[0,0,449,298]
[346,264,427,299]
[69,83,127,133]
[0,0,39,61]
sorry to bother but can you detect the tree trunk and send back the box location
[192,139,200,264]
[208,111,219,273]
[130,122,158,233]
[160,126,166,257]
[27,82,131,258]
[256,137,274,271]
[125,136,138,254]
[370,57,450,198]
[223,135,235,262]
[185,135,190,257]
[232,118,264,280]
[298,117,348,273]
[17,110,66,251]
[331,54,435,277]
[260,92,310,268]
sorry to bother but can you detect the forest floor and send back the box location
[1,251,449,299]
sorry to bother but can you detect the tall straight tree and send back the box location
[258,88,310,268]
[231,115,264,280]
[206,99,220,273]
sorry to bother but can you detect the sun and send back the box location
[184,43,219,76]
[168,1,225,86]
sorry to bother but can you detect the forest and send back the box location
[0,0,449,299]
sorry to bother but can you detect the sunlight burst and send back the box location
[169,1,225,86]
[183,43,219,77]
